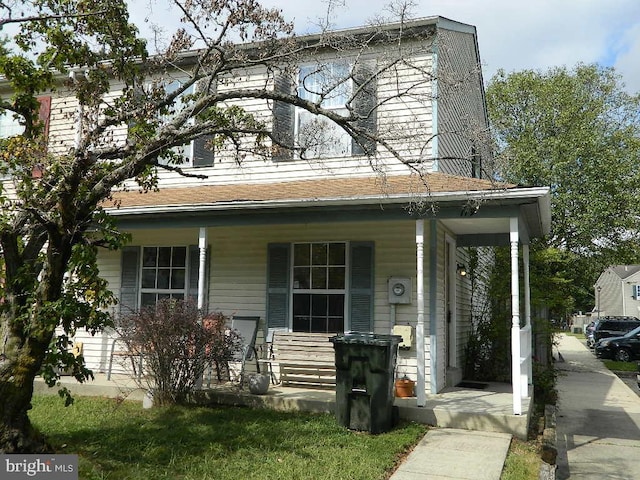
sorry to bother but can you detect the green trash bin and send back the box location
[330,332,402,434]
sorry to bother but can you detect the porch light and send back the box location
[457,263,467,276]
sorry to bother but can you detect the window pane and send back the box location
[171,269,185,289]
[329,243,345,265]
[157,247,172,267]
[328,267,345,289]
[312,244,327,265]
[293,267,310,289]
[311,317,327,333]
[294,244,310,266]
[311,267,327,289]
[328,295,345,316]
[293,316,310,332]
[157,269,170,289]
[311,295,328,316]
[293,294,311,316]
[142,247,157,267]
[141,270,156,289]
[141,293,156,307]
[172,247,186,267]
[327,317,343,333]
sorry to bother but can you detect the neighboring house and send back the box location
[593,265,640,319]
[1,16,551,415]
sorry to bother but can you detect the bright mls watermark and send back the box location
[1,454,78,479]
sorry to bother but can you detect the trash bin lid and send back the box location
[330,332,403,346]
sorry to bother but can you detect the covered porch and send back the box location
[105,173,551,423]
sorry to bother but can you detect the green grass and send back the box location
[500,438,540,480]
[30,395,427,480]
[603,360,639,372]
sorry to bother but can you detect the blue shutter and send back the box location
[272,73,295,161]
[351,61,377,156]
[266,243,290,330]
[349,242,374,332]
[120,246,140,315]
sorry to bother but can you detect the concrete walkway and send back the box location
[389,428,512,480]
[554,333,640,479]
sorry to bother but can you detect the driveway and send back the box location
[555,334,640,479]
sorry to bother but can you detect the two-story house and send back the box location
[1,16,550,415]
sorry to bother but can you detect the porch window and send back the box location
[139,246,187,307]
[266,241,374,334]
[292,242,346,333]
[120,245,205,314]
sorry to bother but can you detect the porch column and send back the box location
[197,227,208,312]
[523,244,533,387]
[415,219,426,407]
[510,217,522,415]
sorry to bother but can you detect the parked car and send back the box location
[588,316,640,349]
[594,325,640,362]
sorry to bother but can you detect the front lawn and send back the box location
[30,395,427,480]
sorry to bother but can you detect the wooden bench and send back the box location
[260,331,336,388]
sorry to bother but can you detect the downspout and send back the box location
[431,30,440,170]
[69,71,84,148]
[415,219,426,407]
[523,244,532,387]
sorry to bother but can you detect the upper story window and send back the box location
[0,111,25,138]
[296,63,353,158]
[272,60,377,161]
[144,79,213,168]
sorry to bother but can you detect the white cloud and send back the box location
[128,0,640,92]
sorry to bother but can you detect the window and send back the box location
[139,246,187,307]
[292,242,346,333]
[296,63,352,158]
[0,111,25,138]
[272,60,377,161]
[633,285,640,299]
[150,80,213,168]
[120,245,205,313]
[266,242,374,334]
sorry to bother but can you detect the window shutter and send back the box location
[349,242,374,332]
[272,73,295,161]
[266,243,290,330]
[192,78,215,167]
[188,244,209,309]
[120,246,140,315]
[193,136,214,167]
[351,61,377,156]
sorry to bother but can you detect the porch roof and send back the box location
[106,173,551,243]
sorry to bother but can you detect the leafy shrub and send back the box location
[117,299,242,406]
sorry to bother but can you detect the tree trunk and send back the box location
[0,336,52,453]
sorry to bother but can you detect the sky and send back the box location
[128,0,640,94]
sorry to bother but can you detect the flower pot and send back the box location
[248,373,270,395]
[395,378,415,398]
